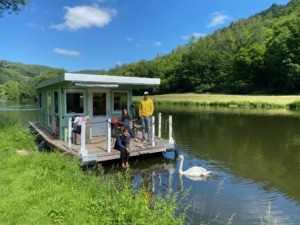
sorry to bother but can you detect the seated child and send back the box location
[114,127,131,168]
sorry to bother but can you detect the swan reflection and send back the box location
[178,174,211,191]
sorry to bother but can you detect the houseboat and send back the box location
[29,73,176,165]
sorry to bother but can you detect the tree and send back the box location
[19,78,36,101]
[231,44,266,94]
[0,0,28,17]
[265,18,300,93]
[0,80,20,100]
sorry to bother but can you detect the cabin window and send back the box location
[38,92,42,108]
[113,91,128,112]
[66,91,85,114]
[54,91,58,113]
[93,93,106,116]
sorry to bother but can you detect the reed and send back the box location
[260,202,277,225]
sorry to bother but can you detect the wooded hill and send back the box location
[0,60,65,101]
[1,0,300,100]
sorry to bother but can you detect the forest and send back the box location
[1,0,300,101]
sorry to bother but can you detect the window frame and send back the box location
[54,91,59,114]
[112,91,129,114]
[38,92,42,109]
[65,89,85,115]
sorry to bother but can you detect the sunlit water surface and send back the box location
[0,100,38,124]
[129,106,300,225]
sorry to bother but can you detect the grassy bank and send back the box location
[134,93,300,109]
[0,121,184,225]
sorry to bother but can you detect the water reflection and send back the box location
[178,174,211,192]
[155,106,300,224]
[0,100,38,124]
[0,100,37,109]
[129,105,300,224]
[100,104,300,224]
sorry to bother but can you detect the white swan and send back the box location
[177,155,212,177]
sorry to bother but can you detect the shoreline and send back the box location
[134,93,300,109]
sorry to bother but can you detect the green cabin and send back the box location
[35,73,160,141]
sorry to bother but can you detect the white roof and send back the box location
[36,73,160,89]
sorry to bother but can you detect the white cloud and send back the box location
[135,43,145,48]
[206,12,230,28]
[26,22,45,31]
[116,61,124,66]
[153,41,162,47]
[126,37,147,48]
[126,37,134,42]
[51,5,117,31]
[181,32,206,40]
[53,48,80,57]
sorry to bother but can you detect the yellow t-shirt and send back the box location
[139,98,154,117]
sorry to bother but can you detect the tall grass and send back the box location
[0,123,184,225]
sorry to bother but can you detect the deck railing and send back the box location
[67,114,174,163]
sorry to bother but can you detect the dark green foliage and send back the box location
[0,60,65,100]
[0,0,28,17]
[264,17,300,94]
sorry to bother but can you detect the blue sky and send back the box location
[0,0,290,72]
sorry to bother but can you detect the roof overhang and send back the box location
[35,73,160,89]
[73,83,119,88]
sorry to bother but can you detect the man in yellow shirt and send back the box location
[139,91,154,143]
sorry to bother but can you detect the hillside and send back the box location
[1,0,300,98]
[0,60,66,84]
[109,0,300,95]
[0,60,66,100]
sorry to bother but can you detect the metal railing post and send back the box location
[68,117,72,149]
[169,115,174,144]
[158,112,161,139]
[151,116,155,146]
[107,118,112,153]
[80,117,87,156]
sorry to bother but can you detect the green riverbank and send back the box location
[0,121,184,225]
[134,93,300,109]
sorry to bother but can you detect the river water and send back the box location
[1,100,300,225]
[153,106,300,225]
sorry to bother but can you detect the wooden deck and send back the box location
[29,122,175,165]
